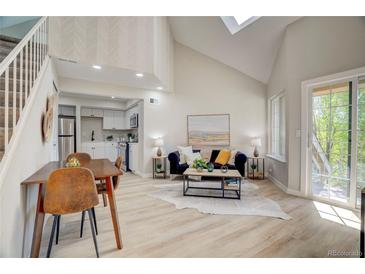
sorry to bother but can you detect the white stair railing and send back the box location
[0,17,48,159]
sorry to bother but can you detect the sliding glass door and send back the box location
[309,77,365,207]
[311,81,352,204]
[356,78,365,207]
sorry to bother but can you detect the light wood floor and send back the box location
[39,173,360,258]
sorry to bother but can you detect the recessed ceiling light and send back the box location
[136,73,144,78]
[92,65,102,69]
[156,86,163,90]
[111,96,115,99]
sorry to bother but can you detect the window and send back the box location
[269,93,286,161]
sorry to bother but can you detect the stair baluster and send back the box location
[0,17,48,163]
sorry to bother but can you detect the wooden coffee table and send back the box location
[182,168,242,199]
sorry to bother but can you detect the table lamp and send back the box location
[154,137,164,157]
[251,138,262,157]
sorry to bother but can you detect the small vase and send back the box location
[196,167,203,172]
[207,162,214,172]
[220,165,228,173]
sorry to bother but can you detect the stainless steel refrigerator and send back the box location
[58,117,76,161]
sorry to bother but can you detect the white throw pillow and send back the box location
[228,150,238,165]
[185,152,202,166]
[177,146,193,164]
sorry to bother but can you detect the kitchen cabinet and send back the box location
[103,110,125,130]
[81,142,104,159]
[81,143,93,158]
[103,110,114,129]
[59,105,76,116]
[81,107,104,118]
[81,142,118,161]
[93,144,105,159]
[128,143,139,172]
[105,142,118,162]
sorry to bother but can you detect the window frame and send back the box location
[268,91,286,163]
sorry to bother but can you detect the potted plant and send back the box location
[192,158,208,172]
[156,163,162,173]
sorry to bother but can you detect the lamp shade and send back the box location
[154,137,164,147]
[251,138,262,147]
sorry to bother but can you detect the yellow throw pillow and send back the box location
[215,150,231,165]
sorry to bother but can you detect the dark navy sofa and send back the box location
[168,149,247,177]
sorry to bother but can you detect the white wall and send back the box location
[59,42,267,176]
[267,16,365,191]
[49,16,174,91]
[0,59,58,257]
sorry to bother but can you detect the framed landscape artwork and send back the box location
[187,114,230,146]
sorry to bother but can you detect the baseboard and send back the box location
[286,188,305,197]
[267,174,305,198]
[267,174,288,192]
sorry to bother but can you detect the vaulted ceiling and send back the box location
[168,16,300,84]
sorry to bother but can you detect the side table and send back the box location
[247,157,265,180]
[152,156,167,179]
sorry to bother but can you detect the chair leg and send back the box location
[80,211,85,238]
[56,215,61,245]
[87,209,100,258]
[46,215,58,258]
[102,193,107,207]
[91,207,98,235]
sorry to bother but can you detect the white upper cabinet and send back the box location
[103,110,125,130]
[103,110,114,129]
[113,111,125,130]
[81,108,104,118]
[59,105,76,116]
[49,17,173,91]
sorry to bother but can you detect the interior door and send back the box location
[310,80,353,205]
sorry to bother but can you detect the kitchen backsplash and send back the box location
[81,117,138,142]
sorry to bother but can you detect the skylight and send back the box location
[221,16,261,35]
[233,16,252,25]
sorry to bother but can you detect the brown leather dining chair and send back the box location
[96,156,123,206]
[99,156,123,196]
[56,152,98,241]
[66,152,91,164]
[79,156,123,235]
[44,167,100,257]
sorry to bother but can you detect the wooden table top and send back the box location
[21,159,123,185]
[183,168,241,178]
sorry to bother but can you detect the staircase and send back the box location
[0,36,20,160]
[0,17,48,164]
[0,35,20,62]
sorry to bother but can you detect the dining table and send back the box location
[21,158,123,258]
